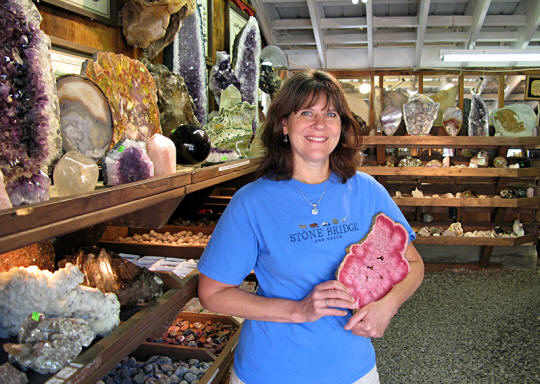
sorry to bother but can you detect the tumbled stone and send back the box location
[53,151,99,197]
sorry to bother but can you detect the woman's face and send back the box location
[282,95,342,170]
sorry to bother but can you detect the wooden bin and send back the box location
[142,312,242,384]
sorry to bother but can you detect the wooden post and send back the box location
[458,74,464,110]
[479,246,493,268]
[498,74,505,109]
[418,74,424,94]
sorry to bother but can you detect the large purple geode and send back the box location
[233,16,261,134]
[172,4,208,125]
[0,0,62,184]
[102,139,154,186]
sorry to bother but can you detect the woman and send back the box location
[198,70,424,384]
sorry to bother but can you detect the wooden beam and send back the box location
[498,74,505,109]
[466,0,492,49]
[366,0,374,68]
[251,0,276,45]
[306,0,326,68]
[415,0,431,67]
[512,0,540,49]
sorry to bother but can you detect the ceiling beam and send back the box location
[466,0,491,49]
[504,75,525,99]
[512,0,540,49]
[251,0,276,45]
[306,0,326,68]
[415,0,430,67]
[366,0,374,68]
[273,15,528,31]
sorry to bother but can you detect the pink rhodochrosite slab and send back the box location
[336,213,410,309]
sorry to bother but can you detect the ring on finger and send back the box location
[325,299,329,307]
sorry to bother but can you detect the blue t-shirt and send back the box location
[198,171,415,384]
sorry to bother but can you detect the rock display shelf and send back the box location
[357,136,539,267]
[99,225,213,259]
[359,166,539,177]
[394,196,540,208]
[0,158,261,254]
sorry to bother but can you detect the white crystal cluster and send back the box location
[0,264,120,337]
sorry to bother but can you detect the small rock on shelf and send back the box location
[53,151,99,197]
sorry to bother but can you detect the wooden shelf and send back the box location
[0,158,262,254]
[358,166,540,177]
[360,136,540,149]
[414,234,536,246]
[99,241,205,259]
[394,196,540,207]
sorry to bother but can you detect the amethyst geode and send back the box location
[233,16,261,134]
[172,4,207,125]
[0,0,62,185]
[102,139,154,186]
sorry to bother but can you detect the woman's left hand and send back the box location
[343,298,397,338]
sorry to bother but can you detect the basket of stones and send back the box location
[100,343,223,384]
[145,312,241,358]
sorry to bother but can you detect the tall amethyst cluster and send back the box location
[209,51,241,104]
[0,0,62,189]
[173,4,208,125]
[233,16,261,134]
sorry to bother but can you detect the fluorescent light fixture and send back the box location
[441,49,540,62]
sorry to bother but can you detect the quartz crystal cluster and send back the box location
[0,0,62,205]
[102,138,155,186]
[53,151,99,197]
[209,51,241,104]
[4,314,94,374]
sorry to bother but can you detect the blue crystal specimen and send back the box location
[6,171,50,207]
[102,139,154,186]
[209,51,241,104]
[233,16,261,134]
[173,4,208,125]
[0,0,62,184]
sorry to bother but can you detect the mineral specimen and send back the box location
[430,86,458,126]
[169,124,211,164]
[0,0,62,184]
[141,58,199,136]
[0,362,27,384]
[468,94,489,136]
[6,171,50,207]
[205,147,240,164]
[204,102,256,157]
[0,264,120,337]
[0,170,12,210]
[0,240,55,273]
[56,75,113,161]
[172,4,208,125]
[121,0,195,59]
[403,94,439,135]
[233,16,261,134]
[146,133,177,177]
[492,104,536,137]
[81,52,162,149]
[4,314,94,374]
[102,138,155,186]
[53,151,99,197]
[219,84,243,112]
[336,213,410,309]
[381,106,402,136]
[58,247,163,307]
[442,106,463,136]
[209,51,241,104]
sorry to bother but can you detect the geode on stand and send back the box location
[468,94,489,136]
[403,94,439,135]
[172,3,208,125]
[82,52,162,149]
[0,0,62,204]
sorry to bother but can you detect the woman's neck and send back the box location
[292,167,331,184]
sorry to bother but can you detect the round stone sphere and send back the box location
[169,124,211,164]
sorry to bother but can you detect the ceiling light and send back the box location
[359,83,371,94]
[440,49,540,62]
[361,0,368,3]
[352,0,359,4]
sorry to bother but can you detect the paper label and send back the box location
[219,160,250,172]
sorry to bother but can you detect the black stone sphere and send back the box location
[169,124,211,164]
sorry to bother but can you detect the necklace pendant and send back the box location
[312,205,319,215]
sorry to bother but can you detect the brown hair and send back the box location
[257,69,362,183]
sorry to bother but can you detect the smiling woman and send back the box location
[197,69,424,384]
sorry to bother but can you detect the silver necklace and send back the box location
[293,183,327,215]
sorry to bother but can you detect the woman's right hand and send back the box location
[294,280,357,322]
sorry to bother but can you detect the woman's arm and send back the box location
[344,242,424,337]
[198,274,356,323]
